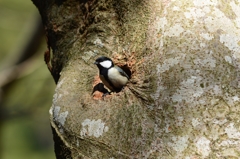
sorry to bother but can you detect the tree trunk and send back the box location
[32,0,240,158]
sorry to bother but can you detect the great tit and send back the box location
[94,56,129,92]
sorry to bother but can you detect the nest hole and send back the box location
[92,64,132,99]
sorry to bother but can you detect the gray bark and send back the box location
[33,0,240,158]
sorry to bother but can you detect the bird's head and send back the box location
[94,56,114,69]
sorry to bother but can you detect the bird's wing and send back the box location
[115,66,130,79]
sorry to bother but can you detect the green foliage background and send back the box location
[0,0,55,158]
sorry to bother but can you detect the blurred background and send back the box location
[0,0,55,159]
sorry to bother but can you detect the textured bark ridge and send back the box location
[33,0,240,158]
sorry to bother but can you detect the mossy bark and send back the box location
[33,0,240,158]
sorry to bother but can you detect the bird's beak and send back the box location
[94,62,98,65]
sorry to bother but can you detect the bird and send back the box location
[94,56,129,93]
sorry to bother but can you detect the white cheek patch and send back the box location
[100,60,112,68]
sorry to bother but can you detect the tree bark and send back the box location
[32,0,240,158]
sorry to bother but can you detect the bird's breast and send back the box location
[108,68,128,88]
[99,74,114,91]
